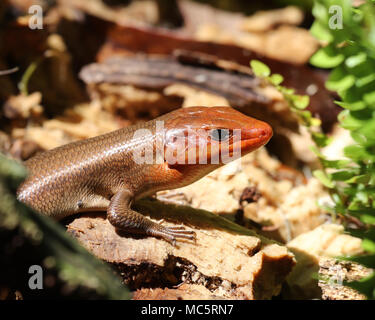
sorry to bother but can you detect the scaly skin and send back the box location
[17,107,272,244]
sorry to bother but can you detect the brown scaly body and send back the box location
[17,107,272,244]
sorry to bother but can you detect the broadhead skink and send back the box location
[17,107,272,244]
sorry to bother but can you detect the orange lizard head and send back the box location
[161,106,272,167]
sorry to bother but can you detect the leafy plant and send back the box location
[253,0,375,299]
[250,60,324,139]
[308,0,375,299]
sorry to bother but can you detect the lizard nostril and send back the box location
[259,124,273,140]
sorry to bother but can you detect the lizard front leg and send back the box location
[107,190,196,245]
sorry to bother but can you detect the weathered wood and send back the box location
[67,199,295,300]
[79,55,268,107]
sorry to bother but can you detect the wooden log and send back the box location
[67,199,295,300]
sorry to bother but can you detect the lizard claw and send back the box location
[149,223,196,245]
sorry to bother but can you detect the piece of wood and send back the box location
[79,54,303,132]
[67,199,295,300]
[79,55,268,107]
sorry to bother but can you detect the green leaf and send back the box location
[348,208,375,218]
[310,145,325,158]
[310,117,322,127]
[310,45,345,68]
[331,170,358,181]
[269,73,284,86]
[348,227,375,243]
[364,91,375,105]
[312,132,332,147]
[313,169,335,188]
[351,131,368,144]
[310,20,334,42]
[362,238,375,254]
[320,159,351,169]
[343,145,363,160]
[338,87,370,110]
[346,272,375,300]
[291,95,310,110]
[361,214,375,225]
[344,254,375,269]
[339,111,366,130]
[344,145,372,161]
[280,87,295,96]
[326,67,356,91]
[346,174,371,184]
[312,1,329,21]
[299,110,314,122]
[356,73,375,87]
[346,52,367,68]
[250,60,270,78]
[335,100,367,111]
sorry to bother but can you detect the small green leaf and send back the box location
[280,87,295,96]
[269,73,284,86]
[310,145,325,158]
[331,170,358,181]
[291,95,310,110]
[326,68,356,91]
[310,46,345,68]
[310,117,322,127]
[346,52,367,68]
[343,254,375,269]
[310,20,333,42]
[340,112,365,130]
[320,159,351,169]
[312,132,332,147]
[364,91,375,105]
[346,272,375,300]
[313,170,335,188]
[250,60,270,78]
[356,73,375,87]
[312,1,329,21]
[348,227,375,243]
[362,238,375,253]
[361,214,375,225]
[351,131,368,144]
[355,190,369,204]
[346,174,371,184]
[335,100,367,111]
[344,145,367,161]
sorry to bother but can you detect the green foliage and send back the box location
[252,0,375,299]
[310,0,375,299]
[250,60,271,78]
[250,60,319,129]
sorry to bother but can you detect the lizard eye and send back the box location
[210,129,230,142]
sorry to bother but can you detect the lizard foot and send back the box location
[149,223,196,246]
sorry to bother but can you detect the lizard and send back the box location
[17,107,272,244]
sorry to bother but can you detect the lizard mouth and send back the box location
[243,123,273,151]
[228,122,273,156]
